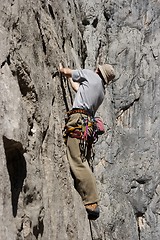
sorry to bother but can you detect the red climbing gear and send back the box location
[94,117,105,135]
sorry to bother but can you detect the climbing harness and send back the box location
[63,109,105,164]
[66,108,90,116]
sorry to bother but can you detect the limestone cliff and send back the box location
[0,0,160,239]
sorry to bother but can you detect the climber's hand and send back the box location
[59,63,72,78]
[59,63,64,73]
[59,63,63,72]
[58,63,79,91]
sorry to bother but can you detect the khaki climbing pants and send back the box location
[66,113,99,205]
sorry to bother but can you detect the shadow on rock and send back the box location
[3,136,27,217]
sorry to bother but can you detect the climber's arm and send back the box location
[68,77,80,92]
[59,63,79,92]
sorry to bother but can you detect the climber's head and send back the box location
[96,64,115,84]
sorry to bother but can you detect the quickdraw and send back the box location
[63,115,104,141]
[63,113,105,166]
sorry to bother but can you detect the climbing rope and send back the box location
[89,220,94,240]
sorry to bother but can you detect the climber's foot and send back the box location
[85,203,100,220]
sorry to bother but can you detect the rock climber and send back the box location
[59,62,115,220]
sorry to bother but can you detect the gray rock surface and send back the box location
[0,0,160,239]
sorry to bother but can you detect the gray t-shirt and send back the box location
[72,69,105,115]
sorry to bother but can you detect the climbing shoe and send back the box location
[85,203,100,220]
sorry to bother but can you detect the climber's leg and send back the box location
[67,135,99,205]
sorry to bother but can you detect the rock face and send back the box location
[0,0,160,239]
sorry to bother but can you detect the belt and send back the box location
[67,108,90,116]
